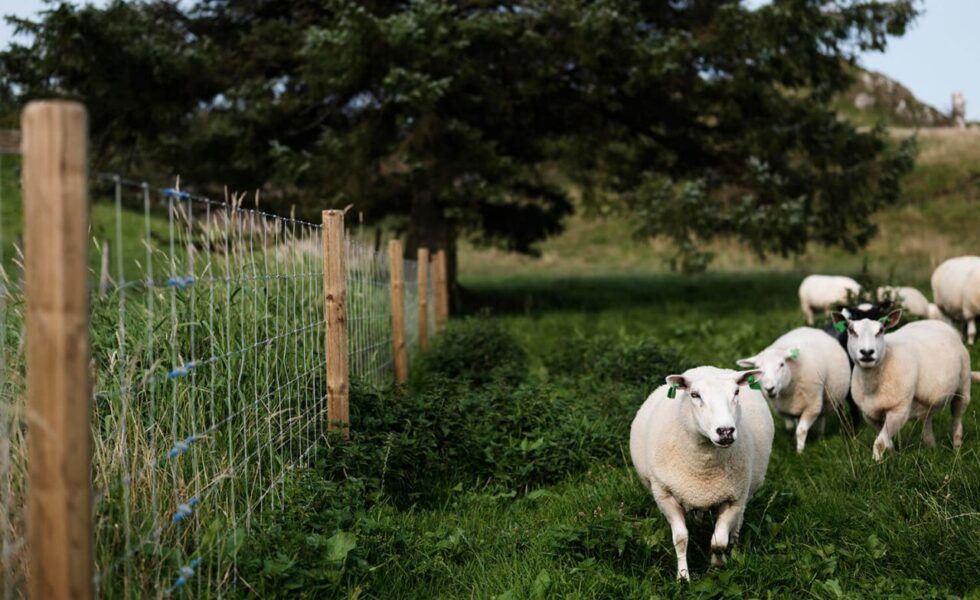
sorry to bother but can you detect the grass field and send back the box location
[240,273,980,598]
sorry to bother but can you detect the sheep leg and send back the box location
[710,502,743,567]
[873,410,908,461]
[783,417,795,432]
[795,408,821,454]
[921,410,936,447]
[815,414,827,437]
[951,394,969,449]
[968,318,977,346]
[654,493,690,582]
[802,303,814,326]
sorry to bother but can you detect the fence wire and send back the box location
[0,155,437,598]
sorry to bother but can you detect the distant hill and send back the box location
[835,67,952,128]
[462,128,980,282]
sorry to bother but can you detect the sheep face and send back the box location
[735,349,796,400]
[665,369,762,448]
[833,309,902,368]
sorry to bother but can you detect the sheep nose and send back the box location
[764,386,776,396]
[859,349,874,358]
[716,427,735,441]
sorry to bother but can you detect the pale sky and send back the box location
[3,0,978,119]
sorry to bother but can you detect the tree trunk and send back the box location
[405,194,459,313]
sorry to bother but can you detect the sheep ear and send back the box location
[665,374,689,398]
[881,308,902,330]
[735,369,763,389]
[735,356,756,368]
[830,311,848,333]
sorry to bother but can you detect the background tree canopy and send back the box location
[0,0,918,287]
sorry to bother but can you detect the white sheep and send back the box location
[931,256,980,344]
[736,327,850,453]
[798,275,861,325]
[630,366,774,581]
[832,309,975,461]
[876,286,936,319]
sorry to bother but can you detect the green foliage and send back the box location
[1,1,216,166]
[324,379,627,505]
[543,332,690,391]
[546,505,664,564]
[416,316,529,386]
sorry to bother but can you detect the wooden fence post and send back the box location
[434,249,449,332]
[22,100,94,600]
[417,247,429,351]
[322,210,349,439]
[388,240,408,384]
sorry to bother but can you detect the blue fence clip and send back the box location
[167,361,197,380]
[168,434,199,459]
[170,559,201,592]
[168,440,189,459]
[166,276,196,289]
[163,188,190,200]
[172,497,200,523]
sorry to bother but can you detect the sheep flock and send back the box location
[630,255,980,581]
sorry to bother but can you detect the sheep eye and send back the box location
[690,391,701,400]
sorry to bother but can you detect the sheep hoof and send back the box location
[677,569,690,582]
[710,551,726,567]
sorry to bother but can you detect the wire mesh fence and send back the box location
[0,141,440,597]
[87,175,330,597]
[346,235,393,388]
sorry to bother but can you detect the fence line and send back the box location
[0,102,447,598]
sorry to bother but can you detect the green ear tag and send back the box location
[667,384,678,399]
[878,316,889,323]
[747,375,762,391]
[834,321,846,333]
[789,348,800,360]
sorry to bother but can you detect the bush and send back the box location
[597,338,689,386]
[544,333,689,387]
[236,377,631,596]
[416,316,528,385]
[319,377,627,506]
